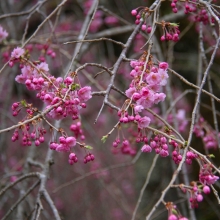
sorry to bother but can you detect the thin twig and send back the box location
[43,190,61,220]
[64,37,126,48]
[0,172,40,197]
[1,180,40,220]
[210,185,220,204]
[169,69,220,102]
[0,1,48,20]
[22,0,69,47]
[131,154,159,220]
[66,0,99,76]
[75,62,113,76]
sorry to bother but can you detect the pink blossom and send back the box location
[56,144,70,152]
[154,93,166,104]
[64,76,73,85]
[141,24,147,31]
[131,9,137,16]
[56,77,63,84]
[9,61,14,67]
[205,175,219,185]
[59,136,66,144]
[168,215,178,220]
[161,35,166,41]
[148,84,160,92]
[134,104,144,114]
[151,67,158,73]
[125,87,136,98]
[36,62,49,72]
[140,87,150,96]
[11,47,25,59]
[150,141,157,148]
[137,88,155,108]
[130,60,139,68]
[146,72,161,85]
[147,26,152,33]
[136,96,154,108]
[130,69,139,77]
[0,26,8,42]
[160,149,169,157]
[133,92,141,101]
[199,171,219,185]
[196,194,203,202]
[203,185,210,194]
[21,65,32,78]
[47,106,63,120]
[137,116,151,129]
[158,68,169,86]
[44,94,53,104]
[69,153,76,160]
[159,62,169,70]
[78,86,92,102]
[15,74,26,84]
[66,136,76,147]
[141,144,152,153]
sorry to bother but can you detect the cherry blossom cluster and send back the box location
[124,58,169,129]
[171,156,219,210]
[114,57,171,157]
[112,138,136,156]
[3,43,56,64]
[83,153,95,164]
[141,134,197,163]
[11,100,47,147]
[160,21,180,42]
[49,136,76,152]
[170,0,179,14]
[50,136,95,165]
[170,0,197,14]
[194,9,215,24]
[199,163,219,185]
[170,0,215,24]
[194,117,219,150]
[12,100,32,117]
[11,122,46,147]
[69,153,78,165]
[174,160,220,210]
[10,47,92,121]
[171,140,197,165]
[178,180,213,209]
[135,132,148,144]
[166,202,188,220]
[179,182,211,208]
[9,46,94,164]
[185,151,197,165]
[189,189,203,209]
[131,7,152,33]
[110,58,169,155]
[142,135,169,157]
[70,121,86,141]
